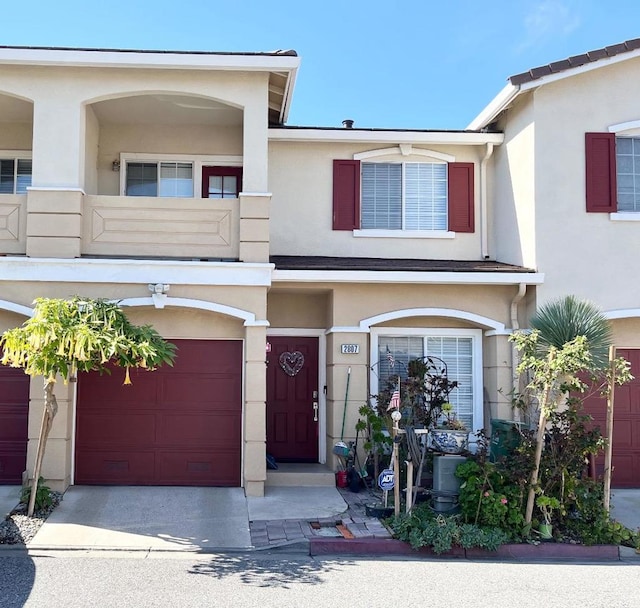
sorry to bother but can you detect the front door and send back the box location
[266,337,319,462]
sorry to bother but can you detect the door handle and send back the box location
[313,401,319,422]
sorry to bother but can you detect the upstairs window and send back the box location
[333,158,474,233]
[361,162,447,230]
[0,158,32,194]
[616,137,640,212]
[125,162,194,197]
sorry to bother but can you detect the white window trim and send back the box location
[0,150,33,195]
[369,327,483,434]
[354,145,455,163]
[119,153,243,198]
[353,229,455,239]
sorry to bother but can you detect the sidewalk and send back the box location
[249,486,393,549]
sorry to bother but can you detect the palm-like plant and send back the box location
[530,295,612,370]
[514,296,614,526]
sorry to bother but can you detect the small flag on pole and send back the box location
[386,347,395,369]
[387,382,401,411]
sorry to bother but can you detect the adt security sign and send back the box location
[378,468,395,490]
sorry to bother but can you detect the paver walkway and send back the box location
[249,486,393,548]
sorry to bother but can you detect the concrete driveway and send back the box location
[0,486,21,518]
[30,486,252,551]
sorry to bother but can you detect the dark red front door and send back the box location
[0,362,29,484]
[75,339,242,486]
[267,337,319,462]
[583,348,640,488]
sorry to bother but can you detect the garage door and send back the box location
[583,348,640,488]
[75,339,242,486]
[0,363,30,484]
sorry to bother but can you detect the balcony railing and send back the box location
[82,195,239,259]
[0,195,27,255]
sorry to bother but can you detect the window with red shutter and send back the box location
[585,132,616,213]
[332,158,475,233]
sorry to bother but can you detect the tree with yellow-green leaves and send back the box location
[1,297,176,516]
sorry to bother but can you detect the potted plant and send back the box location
[536,494,561,540]
[430,402,470,454]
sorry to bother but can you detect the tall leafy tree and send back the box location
[513,295,630,526]
[1,297,176,516]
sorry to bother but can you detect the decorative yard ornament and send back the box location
[0,297,176,516]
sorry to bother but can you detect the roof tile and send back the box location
[509,37,640,85]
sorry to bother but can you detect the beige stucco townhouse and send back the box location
[469,37,640,487]
[8,40,640,497]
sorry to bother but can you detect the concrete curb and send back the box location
[310,538,625,561]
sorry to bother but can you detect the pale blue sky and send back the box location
[2,1,639,129]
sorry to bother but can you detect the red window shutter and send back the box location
[585,132,617,213]
[448,162,474,233]
[333,160,360,230]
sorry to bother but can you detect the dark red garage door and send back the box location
[0,363,30,484]
[75,339,242,486]
[583,348,640,488]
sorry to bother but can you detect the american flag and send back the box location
[386,348,395,369]
[387,384,401,411]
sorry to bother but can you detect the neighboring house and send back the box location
[0,40,636,496]
[469,37,640,488]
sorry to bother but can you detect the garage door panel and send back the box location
[158,450,240,486]
[159,375,240,407]
[80,372,158,406]
[74,450,156,485]
[0,407,28,441]
[158,413,240,446]
[76,339,242,486]
[0,359,29,484]
[76,413,157,446]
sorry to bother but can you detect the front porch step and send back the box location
[266,463,336,487]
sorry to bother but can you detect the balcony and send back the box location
[82,195,239,260]
[0,195,27,255]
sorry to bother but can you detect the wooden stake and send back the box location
[405,460,413,514]
[603,345,616,513]
[393,419,400,517]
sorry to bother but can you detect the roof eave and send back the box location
[0,46,301,73]
[268,128,504,145]
[272,269,543,285]
[466,83,520,131]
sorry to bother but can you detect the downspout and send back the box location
[510,282,527,422]
[480,143,494,259]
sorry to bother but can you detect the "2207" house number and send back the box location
[341,344,360,354]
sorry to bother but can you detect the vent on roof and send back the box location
[342,119,354,129]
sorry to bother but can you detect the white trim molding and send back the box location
[610,212,640,222]
[119,296,268,326]
[272,269,544,286]
[353,146,455,163]
[353,230,455,239]
[609,119,640,134]
[359,308,507,333]
[0,257,274,287]
[0,299,34,317]
[605,308,640,320]
[269,128,504,146]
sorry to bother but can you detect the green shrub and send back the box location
[20,477,53,512]
[389,503,509,554]
[455,459,525,539]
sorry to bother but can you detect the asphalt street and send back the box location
[1,550,639,608]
